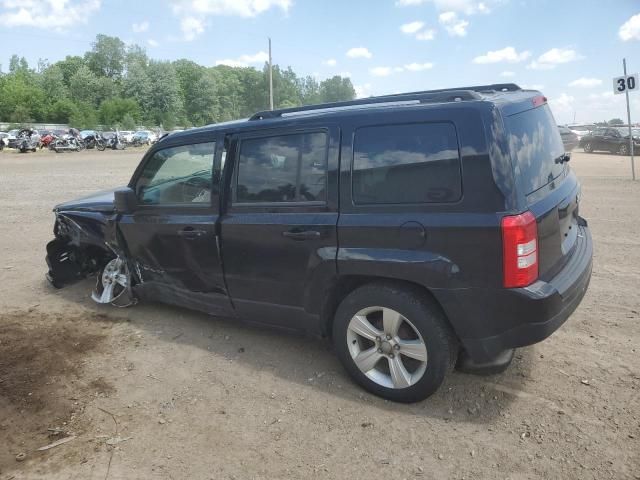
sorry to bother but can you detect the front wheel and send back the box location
[97,143,106,151]
[618,144,629,156]
[583,142,593,153]
[332,283,456,403]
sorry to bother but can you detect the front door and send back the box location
[118,138,233,316]
[219,127,340,330]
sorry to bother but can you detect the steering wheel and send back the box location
[180,176,211,203]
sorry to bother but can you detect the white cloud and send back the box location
[1,0,101,30]
[521,84,544,91]
[568,77,602,88]
[346,47,373,59]
[355,83,373,98]
[404,62,434,71]
[132,21,149,33]
[147,39,159,47]
[171,0,291,40]
[473,46,530,64]
[619,13,640,41]
[323,58,337,67]
[401,21,425,34]
[548,92,575,115]
[416,29,436,40]
[439,11,469,37]
[396,0,492,15]
[180,16,206,41]
[500,71,515,77]
[171,0,291,17]
[215,51,269,67]
[370,66,393,77]
[527,48,583,70]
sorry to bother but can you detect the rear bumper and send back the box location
[437,225,592,362]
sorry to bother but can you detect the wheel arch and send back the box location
[318,275,459,342]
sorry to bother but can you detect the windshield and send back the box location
[506,104,566,195]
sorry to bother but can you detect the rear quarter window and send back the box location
[506,104,565,195]
[352,122,462,205]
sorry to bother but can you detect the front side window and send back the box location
[352,123,462,204]
[136,142,215,205]
[236,132,328,203]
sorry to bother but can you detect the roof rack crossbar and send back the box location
[249,83,521,120]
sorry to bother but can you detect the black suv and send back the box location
[579,126,640,155]
[46,84,593,403]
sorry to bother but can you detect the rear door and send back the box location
[219,126,340,330]
[505,103,580,279]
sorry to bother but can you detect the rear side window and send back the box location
[352,123,462,204]
[505,104,565,195]
[236,132,328,203]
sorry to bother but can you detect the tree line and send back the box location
[0,34,356,130]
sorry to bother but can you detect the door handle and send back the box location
[178,227,207,239]
[282,230,321,240]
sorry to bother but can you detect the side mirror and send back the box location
[114,187,137,214]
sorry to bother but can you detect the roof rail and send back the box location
[249,83,521,120]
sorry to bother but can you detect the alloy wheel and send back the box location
[346,306,428,389]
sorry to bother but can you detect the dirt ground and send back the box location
[0,147,638,480]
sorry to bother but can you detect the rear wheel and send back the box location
[332,283,456,403]
[618,143,629,155]
[583,142,593,153]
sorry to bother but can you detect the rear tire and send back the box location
[583,142,593,153]
[332,283,456,403]
[618,144,629,156]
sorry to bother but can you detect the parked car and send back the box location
[579,127,640,155]
[567,124,595,141]
[132,130,157,145]
[558,125,579,152]
[120,131,135,144]
[45,84,593,403]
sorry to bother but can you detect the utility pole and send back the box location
[268,37,274,111]
[623,58,636,180]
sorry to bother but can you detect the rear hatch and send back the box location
[505,102,580,280]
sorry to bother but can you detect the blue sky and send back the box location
[1,0,639,124]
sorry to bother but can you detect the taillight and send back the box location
[501,211,538,288]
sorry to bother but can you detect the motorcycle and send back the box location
[53,133,85,153]
[15,128,40,153]
[84,133,106,151]
[40,133,57,149]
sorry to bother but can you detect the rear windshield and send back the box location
[505,104,565,194]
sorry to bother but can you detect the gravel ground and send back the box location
[0,148,638,480]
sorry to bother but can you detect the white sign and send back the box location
[613,73,639,95]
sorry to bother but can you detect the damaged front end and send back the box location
[46,191,137,307]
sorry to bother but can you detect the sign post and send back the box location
[613,59,637,180]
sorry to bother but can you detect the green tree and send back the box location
[319,76,356,103]
[99,98,141,127]
[69,65,100,105]
[145,61,183,125]
[40,65,69,99]
[85,34,126,79]
[298,76,321,105]
[70,102,98,129]
[9,55,29,73]
[54,56,85,85]
[608,118,624,125]
[174,60,219,125]
[49,98,79,123]
[0,73,46,122]
[121,113,137,130]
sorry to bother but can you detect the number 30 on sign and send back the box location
[613,74,639,95]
